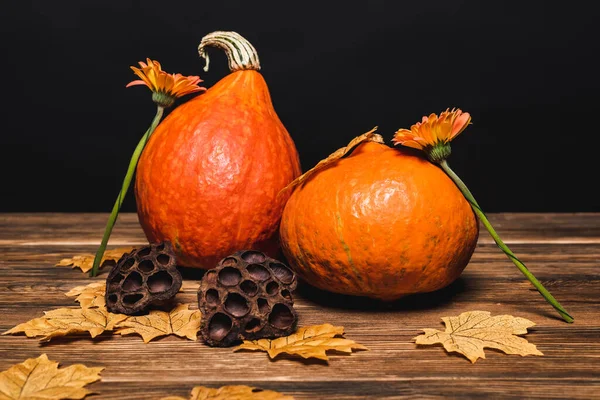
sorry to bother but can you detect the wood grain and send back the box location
[0,213,599,399]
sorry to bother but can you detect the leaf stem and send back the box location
[90,105,164,277]
[439,159,574,323]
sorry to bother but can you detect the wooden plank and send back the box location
[0,213,146,245]
[0,214,599,399]
[2,213,600,244]
[58,380,600,400]
[3,243,600,282]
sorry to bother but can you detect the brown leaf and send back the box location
[234,323,367,361]
[65,282,107,309]
[279,128,383,196]
[160,385,293,400]
[0,354,103,399]
[3,307,128,342]
[413,310,544,363]
[56,247,134,273]
[116,304,201,343]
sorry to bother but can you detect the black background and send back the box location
[2,1,598,212]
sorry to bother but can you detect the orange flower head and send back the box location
[126,58,206,106]
[393,108,471,150]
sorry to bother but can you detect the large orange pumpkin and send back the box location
[135,32,301,268]
[279,140,478,301]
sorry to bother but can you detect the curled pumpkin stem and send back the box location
[439,160,574,323]
[198,31,261,72]
[90,106,164,277]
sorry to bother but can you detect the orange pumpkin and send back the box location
[279,140,478,301]
[135,31,301,268]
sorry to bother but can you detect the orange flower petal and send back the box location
[398,140,425,150]
[450,110,471,140]
[125,80,149,88]
[126,58,203,99]
[393,108,472,149]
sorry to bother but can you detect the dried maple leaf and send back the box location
[0,354,102,400]
[160,385,293,400]
[116,304,201,343]
[65,282,107,309]
[234,323,367,361]
[3,307,128,342]
[56,247,134,273]
[413,310,544,363]
[279,128,383,196]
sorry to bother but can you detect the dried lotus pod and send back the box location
[105,242,182,315]
[198,250,298,347]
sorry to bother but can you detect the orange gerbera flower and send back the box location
[126,58,206,99]
[390,107,573,323]
[393,108,471,150]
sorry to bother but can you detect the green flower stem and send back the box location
[439,159,574,323]
[90,105,164,277]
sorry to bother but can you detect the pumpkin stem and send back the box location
[198,31,261,73]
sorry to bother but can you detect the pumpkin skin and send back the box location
[135,68,301,268]
[279,141,478,301]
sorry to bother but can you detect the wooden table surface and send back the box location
[1,213,599,399]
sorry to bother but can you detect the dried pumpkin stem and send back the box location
[198,31,261,72]
[90,105,165,277]
[439,160,574,323]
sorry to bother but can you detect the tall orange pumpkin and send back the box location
[135,31,301,268]
[280,140,478,301]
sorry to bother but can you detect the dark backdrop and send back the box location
[2,1,598,212]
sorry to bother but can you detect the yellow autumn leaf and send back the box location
[65,282,107,309]
[116,304,201,343]
[56,247,134,273]
[0,354,102,400]
[234,323,367,361]
[279,128,383,196]
[3,307,128,342]
[160,385,293,400]
[414,310,544,363]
